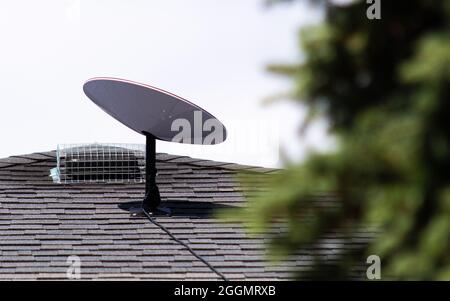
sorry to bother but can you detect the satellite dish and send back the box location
[83,77,227,144]
[83,77,227,216]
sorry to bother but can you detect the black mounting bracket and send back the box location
[130,133,171,218]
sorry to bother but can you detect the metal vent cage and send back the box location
[50,143,146,184]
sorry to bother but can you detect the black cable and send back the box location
[143,210,229,281]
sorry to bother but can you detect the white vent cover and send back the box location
[50,143,145,184]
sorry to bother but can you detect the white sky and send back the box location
[0,0,331,168]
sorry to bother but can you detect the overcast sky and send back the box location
[0,0,330,167]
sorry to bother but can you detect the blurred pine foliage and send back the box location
[221,0,450,280]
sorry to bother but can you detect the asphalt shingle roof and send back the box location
[0,151,375,280]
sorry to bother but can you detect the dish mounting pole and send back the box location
[144,133,159,210]
[131,132,171,217]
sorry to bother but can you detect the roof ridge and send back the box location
[0,150,280,174]
[155,153,280,173]
[0,151,56,169]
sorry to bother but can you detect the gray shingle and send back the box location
[0,151,374,280]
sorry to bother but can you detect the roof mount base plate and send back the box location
[129,206,172,218]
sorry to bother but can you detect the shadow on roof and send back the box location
[118,201,235,219]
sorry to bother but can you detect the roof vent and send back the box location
[50,143,145,184]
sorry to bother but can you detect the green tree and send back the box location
[225,0,450,279]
